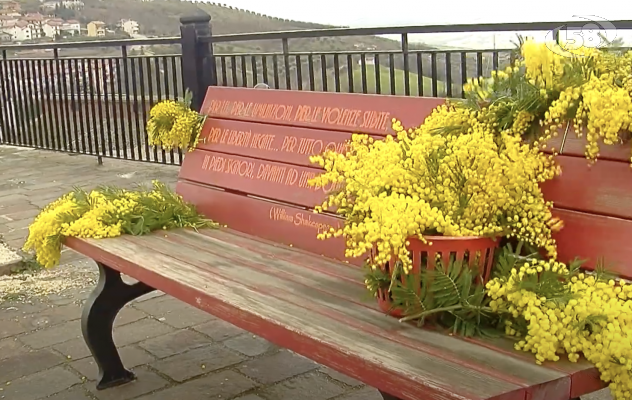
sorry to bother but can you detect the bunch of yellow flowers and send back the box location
[465,40,632,162]
[146,97,206,152]
[309,115,560,272]
[23,182,213,268]
[488,259,632,400]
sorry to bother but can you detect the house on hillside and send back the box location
[0,14,18,27]
[42,18,63,37]
[357,55,376,66]
[119,19,139,35]
[87,20,105,37]
[4,20,33,41]
[23,13,45,24]
[0,0,19,12]
[0,31,11,41]
[40,1,60,11]
[62,0,84,9]
[61,19,80,35]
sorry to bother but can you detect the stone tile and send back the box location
[0,301,48,317]
[0,366,81,400]
[0,318,26,339]
[319,366,363,387]
[133,291,166,303]
[336,387,383,400]
[114,307,148,327]
[87,369,168,400]
[0,349,64,383]
[44,385,93,400]
[113,318,175,347]
[258,372,346,400]
[4,208,39,221]
[138,329,209,358]
[0,193,28,205]
[223,334,276,357]
[0,337,27,360]
[70,346,155,379]
[193,319,246,341]
[19,320,81,349]
[6,218,33,230]
[132,296,214,329]
[136,370,257,400]
[53,337,91,360]
[237,350,319,384]
[0,203,37,215]
[234,395,267,400]
[19,303,82,331]
[150,344,247,382]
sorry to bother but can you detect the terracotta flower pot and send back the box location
[377,235,498,318]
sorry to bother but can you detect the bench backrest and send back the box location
[176,86,632,278]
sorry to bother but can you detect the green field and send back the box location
[342,64,450,97]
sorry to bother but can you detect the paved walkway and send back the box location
[0,145,611,400]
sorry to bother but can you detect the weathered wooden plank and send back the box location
[169,229,601,397]
[559,129,631,162]
[66,235,525,400]
[198,117,354,167]
[552,208,632,279]
[201,86,445,135]
[470,336,603,398]
[541,155,632,219]
[176,181,357,264]
[136,230,577,400]
[199,228,362,280]
[178,149,332,208]
[172,229,361,284]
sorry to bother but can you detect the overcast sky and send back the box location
[202,0,622,27]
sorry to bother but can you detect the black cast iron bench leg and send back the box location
[82,262,155,390]
[380,391,403,400]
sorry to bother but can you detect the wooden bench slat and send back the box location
[552,208,632,277]
[192,229,605,397]
[542,155,632,220]
[471,336,603,399]
[67,233,530,400]
[560,131,631,162]
[201,86,444,135]
[179,149,330,208]
[159,230,602,397]
[151,231,583,390]
[175,181,354,264]
[198,228,362,281]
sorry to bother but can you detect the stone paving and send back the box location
[0,145,612,400]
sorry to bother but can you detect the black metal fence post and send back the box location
[180,12,217,112]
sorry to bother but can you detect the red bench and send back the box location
[66,86,628,400]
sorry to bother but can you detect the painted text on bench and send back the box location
[204,126,349,156]
[207,99,391,132]
[200,154,343,193]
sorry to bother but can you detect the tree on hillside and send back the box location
[54,4,77,20]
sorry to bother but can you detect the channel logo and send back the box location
[545,16,617,57]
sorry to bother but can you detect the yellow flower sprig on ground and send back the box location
[22,181,216,269]
[147,91,206,152]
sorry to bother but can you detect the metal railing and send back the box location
[1,17,630,164]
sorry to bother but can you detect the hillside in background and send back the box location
[11,0,513,95]
[17,0,434,54]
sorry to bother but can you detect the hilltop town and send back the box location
[0,0,143,43]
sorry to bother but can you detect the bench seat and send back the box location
[66,228,603,400]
